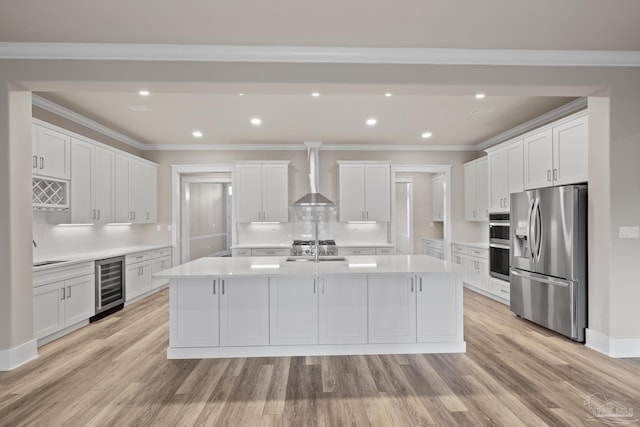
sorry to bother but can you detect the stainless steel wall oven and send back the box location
[489,213,510,281]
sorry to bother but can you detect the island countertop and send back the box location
[155,254,464,279]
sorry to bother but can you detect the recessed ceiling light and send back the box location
[311,92,320,97]
[385,93,392,97]
[238,93,244,96]
[475,93,486,99]
[192,130,203,138]
[251,117,262,125]
[366,118,377,126]
[138,90,150,96]
[421,132,433,139]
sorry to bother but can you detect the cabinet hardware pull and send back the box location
[222,280,225,295]
[410,277,414,292]
[213,279,216,295]
[553,169,558,180]
[419,277,423,292]
[366,211,369,219]
[500,289,509,294]
[547,169,551,181]
[97,210,101,220]
[322,278,325,294]
[32,155,37,169]
[313,278,316,294]
[67,286,71,298]
[61,288,65,300]
[39,157,44,170]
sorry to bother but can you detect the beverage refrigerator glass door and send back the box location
[92,256,126,320]
[489,213,510,280]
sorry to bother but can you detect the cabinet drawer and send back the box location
[152,247,172,258]
[339,248,376,256]
[451,244,468,254]
[126,251,151,265]
[489,279,510,299]
[232,249,251,257]
[468,247,488,258]
[375,247,396,255]
[33,261,94,288]
[251,248,290,256]
[422,239,444,250]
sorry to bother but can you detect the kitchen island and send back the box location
[155,255,466,359]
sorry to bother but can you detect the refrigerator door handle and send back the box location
[534,200,543,262]
[527,198,536,260]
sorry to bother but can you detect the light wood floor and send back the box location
[1,289,639,426]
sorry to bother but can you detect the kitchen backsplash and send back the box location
[236,221,389,245]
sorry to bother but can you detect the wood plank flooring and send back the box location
[1,288,639,426]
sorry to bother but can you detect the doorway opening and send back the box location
[180,176,232,263]
[394,178,413,255]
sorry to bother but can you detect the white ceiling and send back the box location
[8,0,636,148]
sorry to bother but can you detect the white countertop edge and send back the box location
[33,244,173,271]
[231,244,292,249]
[451,241,489,249]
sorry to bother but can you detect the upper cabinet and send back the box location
[70,138,115,224]
[432,173,444,222]
[464,157,488,221]
[338,162,390,222]
[32,123,71,180]
[524,113,588,190]
[114,156,157,224]
[236,162,289,223]
[487,139,524,213]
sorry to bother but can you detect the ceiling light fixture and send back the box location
[385,93,392,97]
[192,130,203,138]
[475,93,486,99]
[238,93,244,96]
[421,132,433,139]
[366,118,377,126]
[251,117,262,125]
[311,92,320,97]
[138,90,150,96]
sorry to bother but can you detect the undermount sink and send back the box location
[33,260,69,267]
[286,256,346,262]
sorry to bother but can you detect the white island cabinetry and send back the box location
[160,255,465,359]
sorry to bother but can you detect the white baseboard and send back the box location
[0,339,38,371]
[463,283,509,305]
[586,328,640,358]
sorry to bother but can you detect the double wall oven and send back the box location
[488,213,510,281]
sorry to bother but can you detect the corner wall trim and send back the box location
[585,328,640,358]
[0,339,38,371]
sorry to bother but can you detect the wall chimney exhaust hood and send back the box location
[292,142,335,207]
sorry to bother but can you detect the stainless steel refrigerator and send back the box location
[510,184,587,341]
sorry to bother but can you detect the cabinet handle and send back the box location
[322,278,325,294]
[500,289,509,294]
[547,169,552,182]
[313,278,316,294]
[67,286,71,298]
[366,211,369,219]
[410,277,414,292]
[161,260,165,268]
[553,169,558,181]
[222,280,225,295]
[97,210,101,220]
[213,279,216,295]
[32,155,37,169]
[419,277,423,292]
[61,288,65,300]
[39,156,44,170]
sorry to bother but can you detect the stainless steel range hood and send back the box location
[292,142,335,207]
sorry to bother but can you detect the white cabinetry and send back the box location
[170,278,219,348]
[464,157,488,221]
[422,238,444,259]
[113,155,157,224]
[33,261,95,341]
[338,162,390,222]
[32,123,71,180]
[368,275,416,343]
[432,174,444,222]
[219,277,269,346]
[236,162,289,223]
[151,247,172,290]
[487,139,524,213]
[70,138,114,224]
[125,252,152,301]
[452,243,494,297]
[416,274,460,342]
[269,276,318,345]
[524,113,588,190]
[318,275,367,344]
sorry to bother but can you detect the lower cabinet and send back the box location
[318,275,367,344]
[34,273,95,340]
[368,275,416,344]
[416,274,459,342]
[219,277,269,346]
[126,260,151,301]
[269,276,318,345]
[127,247,172,301]
[171,278,219,348]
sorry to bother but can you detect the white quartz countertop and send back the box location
[155,255,465,279]
[33,244,172,272]
[230,243,292,249]
[335,243,395,248]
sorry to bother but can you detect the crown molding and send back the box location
[321,144,476,151]
[477,97,588,151]
[3,43,640,67]
[148,143,476,152]
[32,94,147,150]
